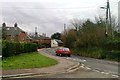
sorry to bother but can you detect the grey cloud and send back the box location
[2,2,66,36]
[1,0,119,36]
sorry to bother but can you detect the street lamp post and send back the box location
[100,6,108,38]
[100,0,112,38]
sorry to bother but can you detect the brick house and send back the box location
[2,23,31,42]
[30,33,51,48]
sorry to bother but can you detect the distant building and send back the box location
[51,39,63,47]
[31,35,51,44]
[118,1,120,33]
[30,32,51,48]
[2,23,31,42]
[2,23,51,47]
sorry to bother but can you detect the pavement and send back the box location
[2,49,80,79]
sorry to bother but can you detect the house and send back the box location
[30,33,51,48]
[2,23,31,42]
[31,35,51,44]
[51,39,63,47]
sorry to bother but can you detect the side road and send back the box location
[2,49,79,78]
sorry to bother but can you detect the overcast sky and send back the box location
[0,0,119,37]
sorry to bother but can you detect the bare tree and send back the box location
[70,18,84,31]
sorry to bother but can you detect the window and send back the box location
[23,38,25,41]
[15,27,17,30]
[7,28,10,30]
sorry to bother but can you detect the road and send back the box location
[41,48,119,78]
[8,48,119,79]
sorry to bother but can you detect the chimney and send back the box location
[35,27,38,38]
[2,23,6,27]
[42,33,46,37]
[14,23,17,27]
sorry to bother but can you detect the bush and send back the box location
[103,38,120,50]
[104,51,120,61]
[72,47,120,62]
[2,40,37,58]
[72,47,104,59]
[2,41,17,57]
[37,43,51,49]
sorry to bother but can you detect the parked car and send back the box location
[55,47,71,57]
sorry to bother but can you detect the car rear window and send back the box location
[63,48,70,51]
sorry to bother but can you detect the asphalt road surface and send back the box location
[8,48,119,79]
[42,48,119,78]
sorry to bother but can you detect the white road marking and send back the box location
[112,75,119,78]
[65,57,86,63]
[104,72,110,75]
[86,67,91,70]
[101,72,106,74]
[66,57,69,59]
[81,64,85,67]
[67,67,79,73]
[80,64,85,68]
[73,59,76,61]
[93,70,100,73]
[2,73,36,78]
[80,66,85,68]
[67,58,117,78]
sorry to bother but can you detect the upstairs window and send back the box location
[7,28,10,30]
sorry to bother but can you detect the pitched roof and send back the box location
[26,34,32,40]
[54,39,63,44]
[3,26,25,36]
[38,36,51,39]
[30,35,51,40]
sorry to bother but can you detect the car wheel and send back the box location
[68,54,71,57]
[60,54,62,57]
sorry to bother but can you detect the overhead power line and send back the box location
[0,6,97,9]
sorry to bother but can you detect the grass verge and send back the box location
[2,52,58,70]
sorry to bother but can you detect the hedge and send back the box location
[37,43,51,49]
[103,51,120,61]
[72,47,120,62]
[103,38,120,50]
[72,48,104,59]
[2,40,37,58]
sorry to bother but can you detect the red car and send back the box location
[56,47,71,57]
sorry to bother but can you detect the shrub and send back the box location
[103,38,120,50]
[2,40,37,58]
[2,41,16,57]
[26,43,38,52]
[72,47,120,62]
[104,51,120,61]
[37,43,51,49]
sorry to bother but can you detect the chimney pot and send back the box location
[2,23,6,27]
[14,23,17,27]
